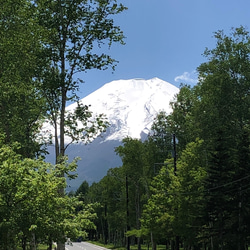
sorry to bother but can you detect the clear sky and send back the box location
[77,0,250,99]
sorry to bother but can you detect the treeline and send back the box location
[77,27,250,250]
[0,0,125,249]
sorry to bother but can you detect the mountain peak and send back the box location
[67,78,179,141]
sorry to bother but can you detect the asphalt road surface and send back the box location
[65,241,109,250]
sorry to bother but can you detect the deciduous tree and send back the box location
[0,141,96,249]
[34,0,126,164]
[0,0,48,157]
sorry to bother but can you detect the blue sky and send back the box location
[77,0,250,99]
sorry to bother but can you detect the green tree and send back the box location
[148,111,173,164]
[141,140,206,250]
[168,84,199,153]
[195,26,250,249]
[85,166,127,245]
[116,138,152,250]
[0,0,48,157]
[176,139,207,249]
[141,162,179,250]
[0,141,96,249]
[33,2,126,247]
[34,0,126,164]
[75,180,89,202]
[101,168,126,245]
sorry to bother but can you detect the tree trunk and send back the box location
[22,236,27,250]
[54,117,59,163]
[56,95,66,249]
[59,87,66,159]
[30,233,36,250]
[126,176,130,250]
[171,240,174,250]
[57,242,65,250]
[48,238,53,250]
[151,232,156,250]
[104,203,108,244]
[136,185,141,250]
[57,4,67,246]
[175,236,180,250]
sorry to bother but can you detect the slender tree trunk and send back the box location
[126,176,130,250]
[175,236,179,250]
[104,203,108,244]
[56,88,66,249]
[30,233,36,250]
[54,117,59,163]
[173,133,177,175]
[57,4,67,246]
[48,239,53,250]
[151,232,156,250]
[58,0,67,161]
[59,87,66,159]
[22,236,26,250]
[136,185,141,250]
[171,239,174,250]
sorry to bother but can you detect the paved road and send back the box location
[65,241,109,250]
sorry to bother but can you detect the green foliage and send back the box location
[0,143,96,248]
[175,139,207,247]
[148,111,173,162]
[64,102,109,148]
[87,167,127,244]
[115,137,146,178]
[0,0,48,158]
[34,0,127,160]
[0,0,126,248]
[168,84,199,153]
[141,163,178,242]
[75,180,89,202]
[195,26,250,249]
[115,138,151,229]
[85,26,250,250]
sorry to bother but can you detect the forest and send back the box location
[0,0,250,250]
[77,27,250,250]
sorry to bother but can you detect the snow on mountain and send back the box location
[46,77,179,190]
[66,77,179,141]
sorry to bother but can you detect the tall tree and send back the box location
[141,162,179,250]
[75,180,89,202]
[167,84,199,153]
[116,138,150,250]
[148,111,173,165]
[175,139,207,249]
[0,0,48,157]
[196,26,250,249]
[85,167,127,245]
[34,2,126,247]
[34,0,126,164]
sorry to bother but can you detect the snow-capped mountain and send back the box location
[46,77,179,190]
[67,77,179,141]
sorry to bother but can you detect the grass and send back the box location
[87,241,169,250]
[17,243,56,250]
[17,245,46,250]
